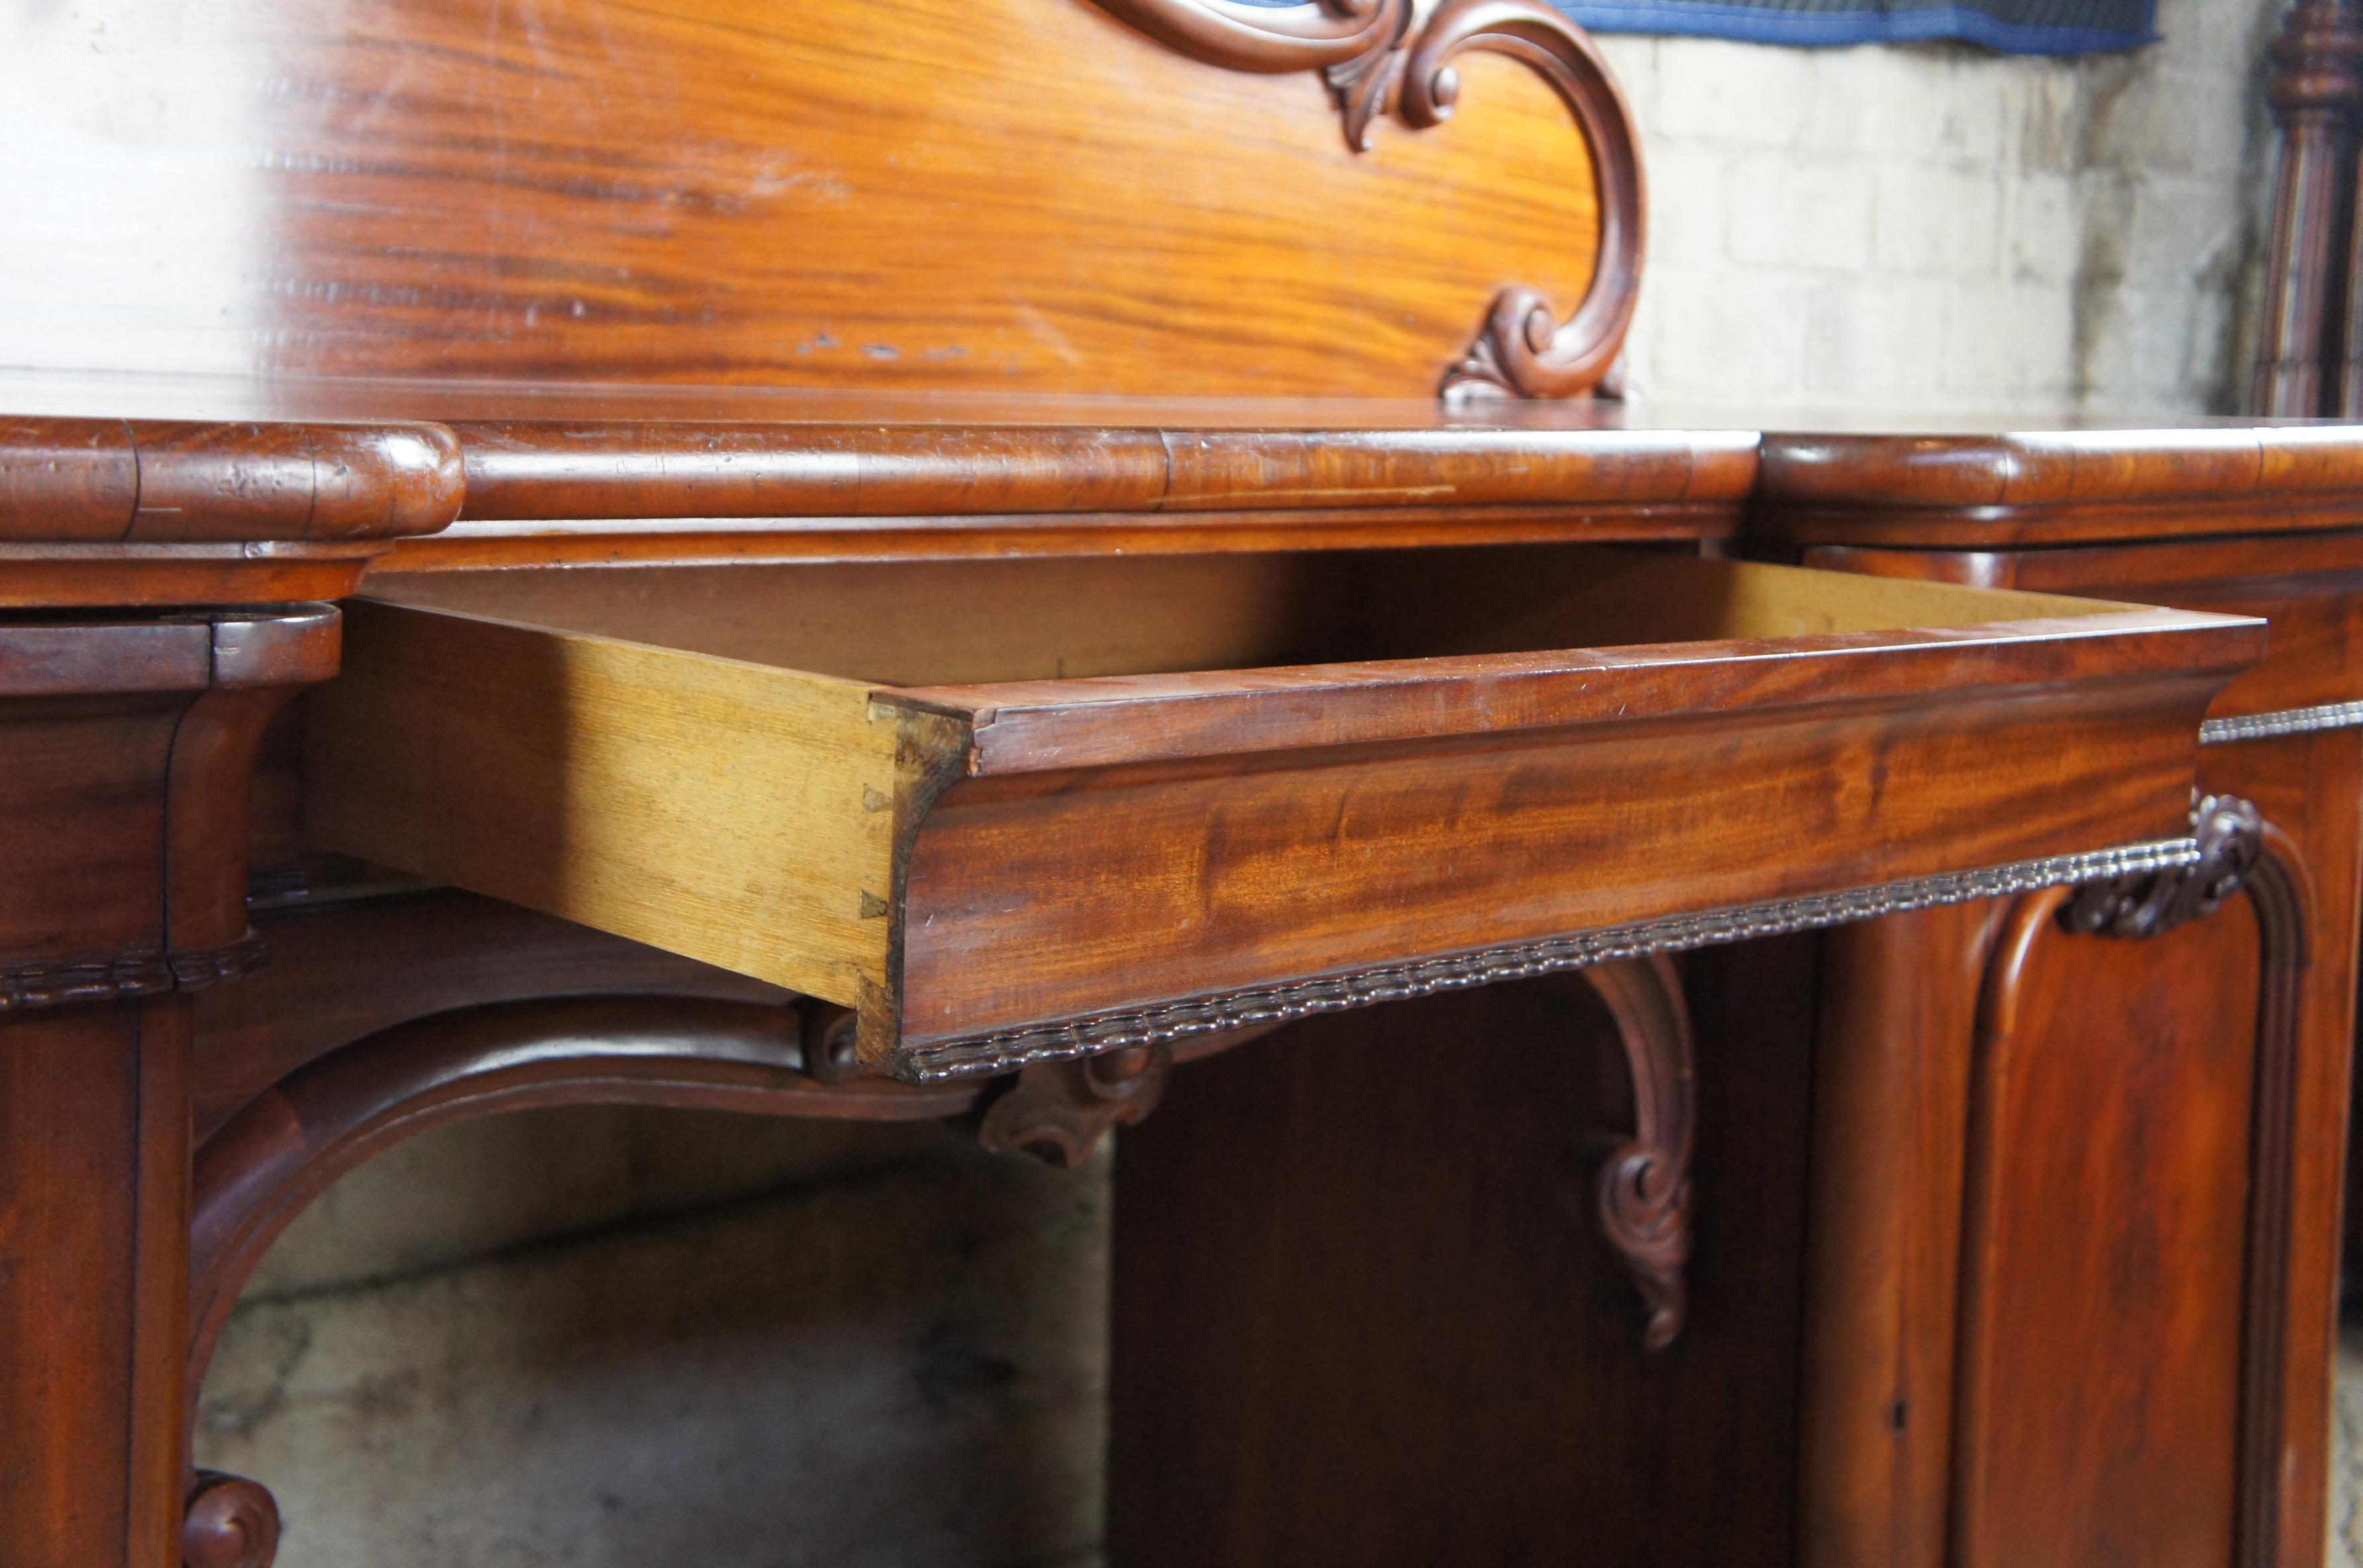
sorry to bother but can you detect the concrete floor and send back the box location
[217,1104,2363,1566]
[196,1108,1111,1568]
[2337,1325,2363,1565]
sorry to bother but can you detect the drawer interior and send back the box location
[363,544,2123,687]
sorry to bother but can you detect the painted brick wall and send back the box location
[1597,0,2282,413]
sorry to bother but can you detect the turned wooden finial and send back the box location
[2256,1,2363,415]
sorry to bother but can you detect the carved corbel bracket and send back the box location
[2060,795,2264,940]
[180,994,987,1568]
[1091,0,1645,401]
[978,1043,1173,1166]
[967,956,1693,1349]
[1578,956,1694,1352]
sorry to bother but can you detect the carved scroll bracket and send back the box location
[1578,956,1694,1352]
[1092,0,1645,401]
[966,956,1693,1349]
[181,995,985,1568]
[2061,795,2264,940]
[972,959,1695,1349]
[978,1043,1174,1165]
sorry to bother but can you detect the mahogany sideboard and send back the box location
[7,394,2346,1568]
[0,0,2349,1564]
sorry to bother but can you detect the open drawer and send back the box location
[305,545,2261,1081]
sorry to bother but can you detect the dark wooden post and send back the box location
[2256,1,2362,416]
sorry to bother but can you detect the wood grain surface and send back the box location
[0,418,463,544]
[1793,531,2363,1568]
[1756,426,2363,547]
[444,422,1752,519]
[1802,532,2363,724]
[1951,889,2262,1568]
[2,0,1606,397]
[0,608,340,1568]
[2206,735,2363,1568]
[363,548,2250,763]
[1108,948,1821,1567]
[191,889,799,1143]
[893,676,2222,1046]
[1799,901,2003,1568]
[303,600,949,1014]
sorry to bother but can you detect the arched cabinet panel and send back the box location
[1950,814,2309,1568]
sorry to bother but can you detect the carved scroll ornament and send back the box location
[972,961,1695,1350]
[1091,0,1646,399]
[2060,795,2264,940]
[1579,956,1694,1352]
[181,995,980,1568]
[978,1043,1174,1165]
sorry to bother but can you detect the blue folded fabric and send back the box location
[1229,0,2156,55]
[1554,0,2153,52]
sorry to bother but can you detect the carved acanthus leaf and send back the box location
[2061,795,2264,940]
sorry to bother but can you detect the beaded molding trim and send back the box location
[892,836,2199,1083]
[2201,700,2363,747]
[0,931,271,1015]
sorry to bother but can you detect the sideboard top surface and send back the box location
[9,377,2363,594]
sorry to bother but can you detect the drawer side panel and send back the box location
[305,602,908,1008]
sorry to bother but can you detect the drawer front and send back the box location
[894,683,2214,1059]
[306,557,2259,1081]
